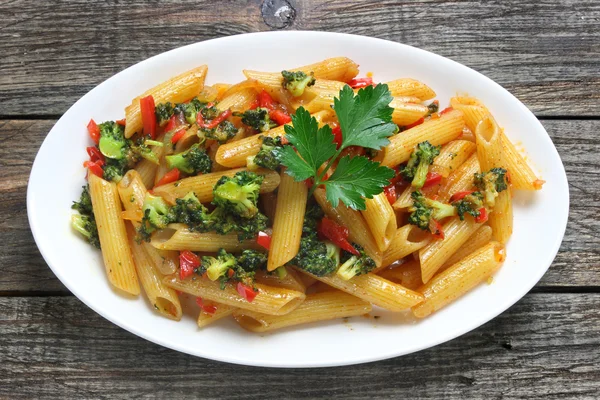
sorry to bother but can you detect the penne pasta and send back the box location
[233,291,371,333]
[390,98,430,126]
[386,78,436,100]
[255,267,307,293]
[500,131,544,191]
[449,96,488,133]
[216,87,258,112]
[377,260,422,290]
[434,140,477,175]
[362,193,397,252]
[437,153,480,203]
[151,226,261,252]
[197,301,237,328]
[382,224,432,268]
[441,225,493,270]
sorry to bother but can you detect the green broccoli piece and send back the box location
[165,144,212,175]
[281,70,316,97]
[474,168,508,208]
[302,203,324,236]
[453,191,485,221]
[201,249,238,281]
[336,244,376,281]
[212,171,263,219]
[427,101,439,115]
[202,120,237,144]
[102,158,129,183]
[291,236,340,277]
[175,98,207,125]
[235,249,268,284]
[98,121,128,159]
[239,108,276,132]
[138,193,173,241]
[71,214,100,249]
[247,136,284,171]
[408,190,456,232]
[168,192,211,231]
[400,141,441,188]
[155,102,175,126]
[71,185,93,215]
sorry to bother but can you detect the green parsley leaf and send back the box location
[278,107,337,181]
[323,155,396,210]
[334,84,396,150]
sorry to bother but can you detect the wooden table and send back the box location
[1,1,599,398]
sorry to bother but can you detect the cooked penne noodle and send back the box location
[152,168,280,204]
[151,227,261,252]
[88,174,139,295]
[124,65,208,138]
[437,153,480,203]
[174,125,200,153]
[386,78,436,100]
[377,109,465,167]
[255,267,307,293]
[197,301,237,328]
[297,269,424,311]
[390,98,430,126]
[500,131,544,190]
[377,260,422,290]
[450,96,489,133]
[164,274,306,315]
[267,172,308,271]
[233,291,371,332]
[382,224,432,267]
[393,185,438,211]
[362,193,397,252]
[135,159,159,189]
[441,225,493,270]
[419,217,482,283]
[314,188,382,267]
[434,140,477,174]
[412,242,505,318]
[215,110,331,168]
[216,87,258,112]
[127,225,181,320]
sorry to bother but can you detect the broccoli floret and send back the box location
[175,98,207,125]
[155,102,175,126]
[165,144,212,175]
[302,203,324,236]
[427,101,439,115]
[239,108,276,132]
[248,136,284,171]
[199,206,268,241]
[336,244,376,281]
[400,141,441,188]
[474,168,508,208]
[453,192,485,221]
[235,249,268,284]
[168,192,210,230]
[98,121,128,159]
[72,185,93,215]
[138,193,173,241]
[281,70,316,97]
[408,190,456,232]
[202,120,237,144]
[291,236,339,276]
[212,171,263,219]
[71,214,100,249]
[102,158,128,183]
[201,249,238,281]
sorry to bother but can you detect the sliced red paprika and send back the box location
[422,172,443,188]
[248,99,260,110]
[450,190,476,202]
[440,107,454,115]
[204,109,232,130]
[348,77,374,89]
[384,185,396,205]
[179,250,200,280]
[171,128,187,144]
[332,126,343,149]
[404,117,425,130]
[257,90,276,110]
[317,217,359,256]
[86,146,105,163]
[83,160,104,178]
[475,207,488,223]
[163,115,177,132]
[429,219,445,240]
[87,119,100,144]
[237,282,258,303]
[156,168,180,187]
[196,297,217,315]
[140,95,158,139]
[269,109,292,125]
[116,118,126,126]
[257,231,272,250]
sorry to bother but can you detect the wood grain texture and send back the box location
[1,119,596,292]
[0,294,598,399]
[0,0,599,117]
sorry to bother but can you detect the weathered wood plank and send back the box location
[0,294,598,399]
[0,119,598,292]
[0,0,598,117]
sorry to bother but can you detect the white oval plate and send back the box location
[28,31,569,368]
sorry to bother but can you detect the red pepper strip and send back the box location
[317,217,359,256]
[429,219,445,240]
[475,207,488,223]
[163,115,177,132]
[237,282,258,303]
[83,160,104,178]
[156,168,180,187]
[440,107,454,115]
[450,190,476,202]
[422,172,443,188]
[384,185,396,205]
[332,126,343,149]
[269,109,292,125]
[196,297,217,315]
[180,250,200,280]
[87,119,100,144]
[257,90,276,110]
[116,118,126,126]
[404,117,425,130]
[86,146,105,163]
[257,231,272,250]
[171,128,187,144]
[248,99,260,110]
[140,95,158,139]
[204,109,232,130]
[227,269,235,278]
[348,77,374,89]
[304,178,314,189]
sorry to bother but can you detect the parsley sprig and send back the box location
[278,84,397,210]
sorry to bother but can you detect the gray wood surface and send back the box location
[1,0,599,398]
[0,0,599,117]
